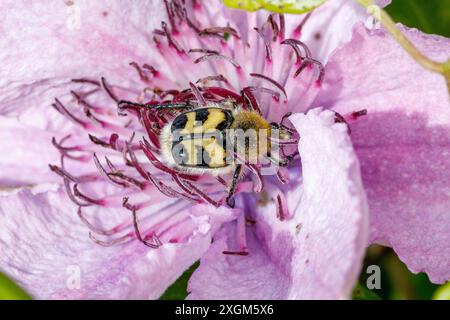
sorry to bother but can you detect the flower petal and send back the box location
[0,117,62,186]
[0,0,165,120]
[285,0,390,63]
[0,187,227,299]
[314,24,450,283]
[188,109,369,299]
[187,222,291,299]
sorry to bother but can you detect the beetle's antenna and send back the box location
[117,100,194,116]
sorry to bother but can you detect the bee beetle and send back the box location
[119,99,295,207]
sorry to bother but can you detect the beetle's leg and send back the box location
[226,164,243,208]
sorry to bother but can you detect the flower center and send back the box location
[50,0,328,250]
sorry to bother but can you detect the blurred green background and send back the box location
[385,0,450,37]
[1,0,449,300]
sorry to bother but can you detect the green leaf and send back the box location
[0,272,32,300]
[352,283,382,300]
[386,0,450,37]
[223,0,326,14]
[433,282,450,300]
[159,262,199,300]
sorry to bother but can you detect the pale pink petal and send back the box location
[314,24,450,283]
[285,0,391,63]
[0,117,61,186]
[0,0,165,123]
[0,0,390,125]
[188,109,369,299]
[0,187,236,299]
[187,223,290,300]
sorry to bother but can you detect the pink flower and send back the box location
[0,0,448,300]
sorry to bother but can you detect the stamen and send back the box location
[196,74,228,85]
[216,176,228,186]
[350,109,368,120]
[267,14,280,41]
[182,8,201,33]
[222,214,249,256]
[294,58,325,84]
[222,251,249,256]
[270,137,299,145]
[194,52,240,68]
[171,175,198,197]
[247,164,264,193]
[49,164,86,183]
[101,77,119,102]
[293,12,312,37]
[249,73,287,101]
[281,39,311,63]
[155,174,198,200]
[88,134,112,149]
[108,171,145,190]
[278,14,285,40]
[89,232,131,247]
[52,98,86,127]
[70,91,106,116]
[93,153,128,188]
[78,206,123,236]
[199,27,239,39]
[64,179,91,207]
[164,0,178,34]
[189,48,220,54]
[161,21,185,53]
[143,64,160,77]
[276,168,290,184]
[254,27,272,61]
[179,179,221,207]
[73,184,104,206]
[204,87,243,102]
[241,87,261,114]
[51,137,89,162]
[245,86,280,101]
[130,207,162,248]
[129,62,151,83]
[334,109,368,134]
[189,82,206,105]
[141,110,162,150]
[71,78,101,86]
[125,141,149,180]
[275,193,289,221]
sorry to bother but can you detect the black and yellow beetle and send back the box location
[119,99,293,206]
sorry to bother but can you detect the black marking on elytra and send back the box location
[171,113,188,132]
[195,108,210,124]
[221,109,234,130]
[168,107,235,169]
[215,109,234,137]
